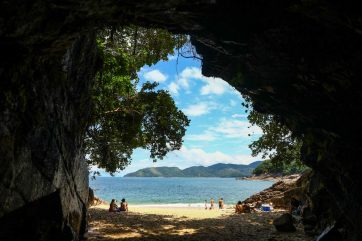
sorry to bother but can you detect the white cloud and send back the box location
[143,69,167,82]
[167,54,178,61]
[178,78,189,89]
[168,82,179,95]
[169,146,263,166]
[200,77,228,95]
[189,117,261,141]
[177,67,240,96]
[182,102,213,117]
[186,133,216,141]
[166,67,244,98]
[180,67,203,79]
[212,118,262,138]
[182,103,208,117]
[167,68,198,95]
[178,67,227,95]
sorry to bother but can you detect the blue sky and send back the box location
[93,54,263,176]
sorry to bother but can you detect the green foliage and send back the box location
[86,26,189,174]
[252,159,307,175]
[246,99,306,175]
[97,26,187,78]
[248,109,302,165]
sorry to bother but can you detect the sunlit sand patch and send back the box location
[129,205,234,219]
[172,228,197,235]
[161,224,176,230]
[104,232,142,239]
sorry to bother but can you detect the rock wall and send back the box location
[186,3,362,240]
[0,33,98,240]
[1,0,362,240]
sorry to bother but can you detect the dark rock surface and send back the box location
[273,213,296,232]
[1,1,362,240]
[0,33,98,240]
[242,174,303,209]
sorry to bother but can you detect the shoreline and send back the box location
[238,173,301,182]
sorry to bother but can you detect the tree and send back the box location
[85,26,189,174]
[246,101,306,174]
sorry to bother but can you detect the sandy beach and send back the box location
[87,204,312,241]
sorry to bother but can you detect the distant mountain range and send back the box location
[124,161,263,177]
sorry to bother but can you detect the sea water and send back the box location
[90,177,273,206]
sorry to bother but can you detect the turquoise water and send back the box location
[90,177,273,205]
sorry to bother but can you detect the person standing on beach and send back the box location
[204,200,208,210]
[218,198,224,209]
[210,198,215,209]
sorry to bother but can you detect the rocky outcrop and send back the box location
[88,188,106,207]
[1,1,362,240]
[243,171,344,238]
[243,174,304,209]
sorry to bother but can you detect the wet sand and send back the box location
[87,204,312,241]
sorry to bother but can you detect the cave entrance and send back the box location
[88,27,269,202]
[2,1,362,240]
[86,26,310,240]
[87,27,266,179]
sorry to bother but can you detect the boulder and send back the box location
[273,213,296,232]
[0,34,96,240]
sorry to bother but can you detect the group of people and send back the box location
[234,196,307,214]
[203,198,255,213]
[205,198,224,210]
[109,198,128,212]
[108,195,306,215]
[235,201,252,214]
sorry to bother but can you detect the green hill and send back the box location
[124,167,184,177]
[124,161,262,177]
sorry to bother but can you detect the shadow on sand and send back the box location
[86,207,312,241]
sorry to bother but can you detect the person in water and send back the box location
[119,198,128,211]
[109,199,119,212]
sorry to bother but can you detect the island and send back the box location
[124,161,262,177]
